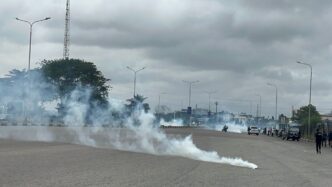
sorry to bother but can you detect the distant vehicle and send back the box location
[282,126,301,141]
[248,126,259,135]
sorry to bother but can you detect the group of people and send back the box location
[315,128,332,154]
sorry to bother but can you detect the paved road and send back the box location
[0,128,331,187]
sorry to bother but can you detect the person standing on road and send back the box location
[315,128,323,154]
[328,130,332,148]
[322,130,327,147]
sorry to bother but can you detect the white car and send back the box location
[248,126,259,136]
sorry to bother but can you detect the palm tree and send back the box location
[126,94,150,114]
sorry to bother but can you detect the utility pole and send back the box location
[267,83,278,121]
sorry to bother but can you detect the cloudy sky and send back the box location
[1,0,332,117]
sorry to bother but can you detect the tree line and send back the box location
[0,58,150,123]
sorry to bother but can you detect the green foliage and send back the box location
[126,94,150,114]
[41,58,111,113]
[292,104,321,129]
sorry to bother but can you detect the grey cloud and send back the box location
[2,0,332,116]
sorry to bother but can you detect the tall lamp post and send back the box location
[158,92,167,118]
[255,94,262,126]
[297,61,313,138]
[267,83,278,121]
[183,80,199,125]
[16,17,50,124]
[183,80,199,108]
[127,66,146,97]
[255,94,262,117]
[16,17,51,71]
[206,91,217,116]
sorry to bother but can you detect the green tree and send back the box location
[41,58,111,115]
[292,104,321,135]
[126,94,150,114]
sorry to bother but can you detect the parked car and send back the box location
[248,126,259,135]
[282,126,301,141]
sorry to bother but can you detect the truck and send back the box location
[282,126,301,141]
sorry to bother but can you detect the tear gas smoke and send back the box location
[203,112,249,133]
[159,118,184,127]
[0,70,257,169]
[215,122,248,133]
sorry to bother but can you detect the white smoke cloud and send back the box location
[202,112,250,134]
[159,118,184,127]
[0,71,257,169]
[214,122,248,134]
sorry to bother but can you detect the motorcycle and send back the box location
[222,125,228,132]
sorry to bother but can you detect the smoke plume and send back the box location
[0,69,257,169]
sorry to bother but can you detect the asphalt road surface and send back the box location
[0,128,331,187]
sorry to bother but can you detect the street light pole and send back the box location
[255,94,262,117]
[206,91,217,114]
[183,80,199,126]
[297,61,313,138]
[16,17,50,125]
[267,83,278,121]
[158,92,167,117]
[250,100,253,116]
[254,94,262,126]
[183,80,199,107]
[16,17,51,71]
[127,66,146,97]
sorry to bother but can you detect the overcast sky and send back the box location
[1,0,332,117]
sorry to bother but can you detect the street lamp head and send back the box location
[267,83,277,89]
[45,17,51,20]
[15,17,19,20]
[296,61,312,69]
[126,66,135,72]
